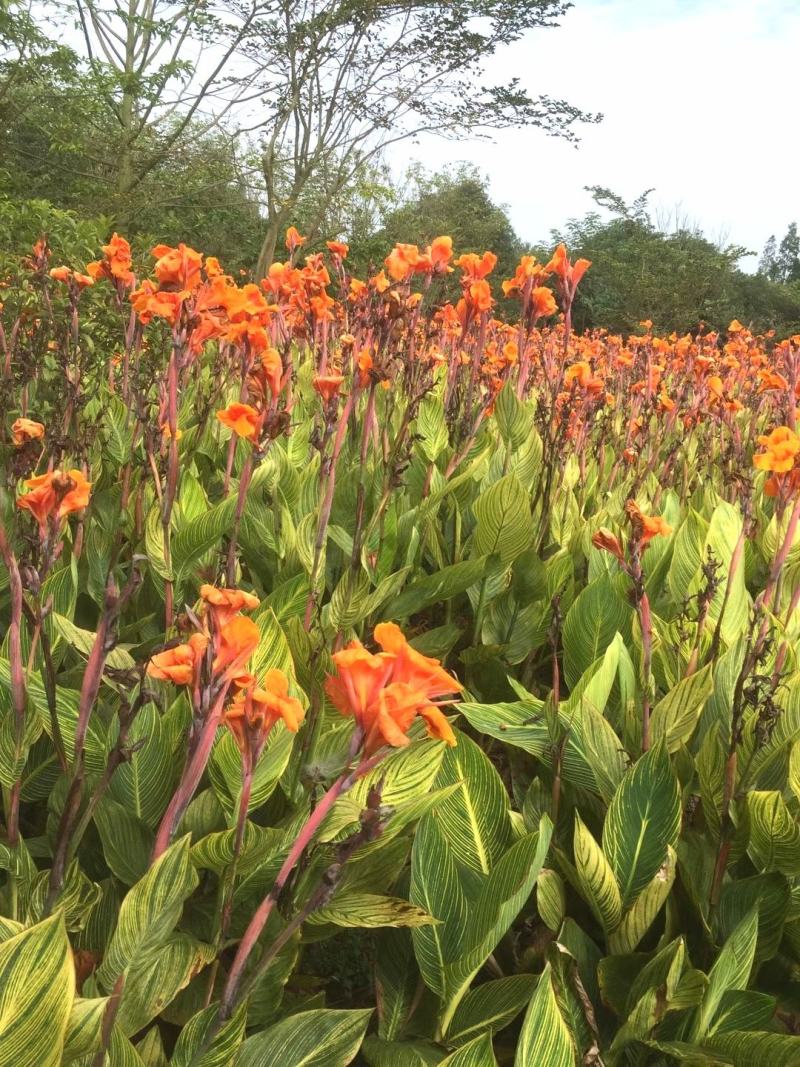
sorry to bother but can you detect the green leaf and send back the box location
[650,664,714,752]
[431,730,513,874]
[746,791,800,876]
[692,907,759,1040]
[391,558,497,619]
[441,819,553,1031]
[117,934,215,1036]
[62,996,109,1061]
[514,965,576,1067]
[308,892,439,929]
[471,474,533,564]
[170,1001,246,1067]
[562,575,631,689]
[0,914,75,1067]
[97,836,198,991]
[573,812,622,933]
[438,1033,497,1067]
[493,382,531,452]
[235,1008,373,1067]
[703,1030,800,1065]
[50,613,135,670]
[446,975,536,1046]
[375,928,418,1041]
[108,703,175,829]
[608,845,677,953]
[410,815,467,997]
[602,741,681,909]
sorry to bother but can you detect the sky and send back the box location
[390,0,800,266]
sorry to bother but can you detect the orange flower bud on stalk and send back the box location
[10,417,44,446]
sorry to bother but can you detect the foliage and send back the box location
[551,187,800,336]
[2,224,800,1066]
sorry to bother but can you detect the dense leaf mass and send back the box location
[2,226,800,1065]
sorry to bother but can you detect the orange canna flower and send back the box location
[200,584,260,627]
[325,624,459,753]
[530,286,557,319]
[625,500,672,546]
[326,240,349,259]
[150,243,203,292]
[50,266,94,289]
[373,622,461,703]
[468,279,493,313]
[224,668,304,755]
[205,256,224,278]
[87,233,135,287]
[754,426,800,474]
[212,615,261,682]
[216,403,261,440]
[313,374,345,402]
[385,243,421,282]
[592,528,624,561]
[429,236,454,273]
[11,418,45,446]
[16,469,92,530]
[546,243,591,303]
[148,633,209,686]
[455,251,497,280]
[285,226,306,252]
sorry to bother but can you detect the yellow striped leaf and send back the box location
[0,913,75,1067]
[573,813,622,933]
[514,964,576,1067]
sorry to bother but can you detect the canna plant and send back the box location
[2,225,800,1067]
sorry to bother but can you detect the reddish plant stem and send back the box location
[219,732,381,1019]
[303,390,357,630]
[151,686,230,861]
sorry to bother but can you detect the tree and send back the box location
[370,163,524,286]
[223,0,599,274]
[549,187,800,336]
[777,222,800,285]
[759,234,779,282]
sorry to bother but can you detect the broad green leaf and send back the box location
[446,975,536,1046]
[471,474,533,564]
[0,914,74,1067]
[391,558,497,619]
[602,741,681,909]
[439,1033,497,1067]
[410,815,467,997]
[117,933,215,1036]
[562,575,631,689]
[308,892,438,929]
[650,664,714,752]
[441,819,552,1031]
[62,996,108,1062]
[375,928,418,1041]
[431,730,513,874]
[703,1030,800,1065]
[235,1008,372,1067]
[170,1001,246,1067]
[608,846,677,954]
[97,837,198,991]
[573,812,622,933]
[692,907,759,1039]
[108,703,175,829]
[746,791,800,876]
[514,965,576,1067]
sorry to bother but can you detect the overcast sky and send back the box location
[392,0,800,265]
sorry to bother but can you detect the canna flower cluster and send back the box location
[16,468,92,533]
[753,425,800,498]
[325,622,461,754]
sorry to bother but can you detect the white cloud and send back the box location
[389,0,800,264]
